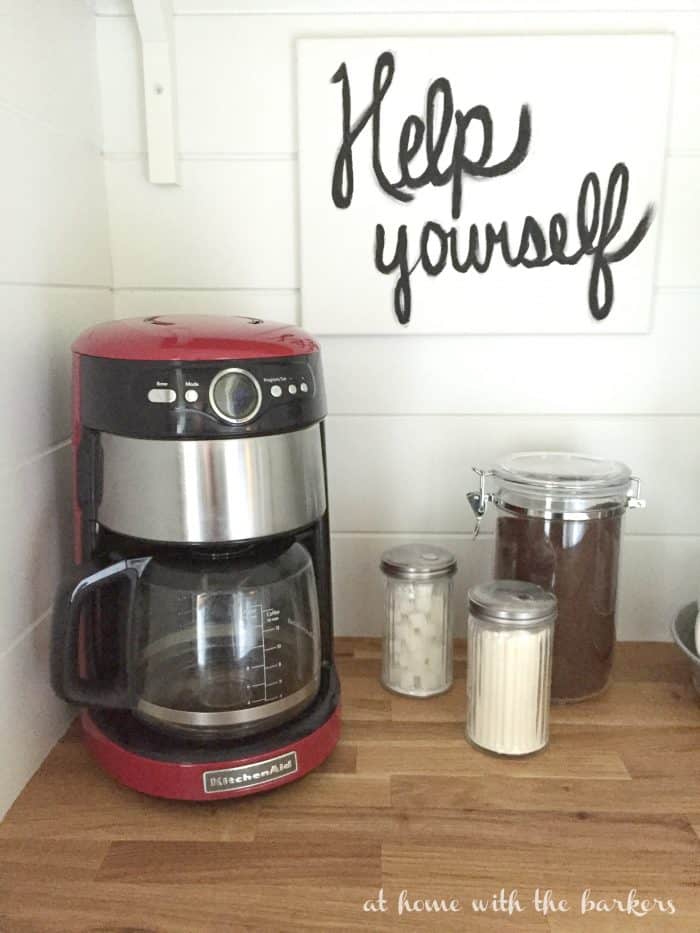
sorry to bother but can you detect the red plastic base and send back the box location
[81,708,341,801]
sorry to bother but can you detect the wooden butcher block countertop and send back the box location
[1,639,700,932]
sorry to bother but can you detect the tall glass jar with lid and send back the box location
[380,544,457,697]
[468,452,645,703]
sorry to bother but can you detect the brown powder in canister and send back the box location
[494,514,621,702]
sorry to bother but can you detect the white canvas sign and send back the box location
[296,36,672,334]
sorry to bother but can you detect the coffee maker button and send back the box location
[270,385,283,398]
[184,389,199,403]
[148,388,176,404]
[300,382,309,393]
[288,384,298,395]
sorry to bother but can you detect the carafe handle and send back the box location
[50,557,150,708]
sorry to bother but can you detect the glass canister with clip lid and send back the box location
[468,452,645,703]
[380,543,457,697]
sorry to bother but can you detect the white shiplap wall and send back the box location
[0,1,112,818]
[94,1,700,641]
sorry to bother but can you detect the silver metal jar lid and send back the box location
[468,580,557,626]
[380,543,457,581]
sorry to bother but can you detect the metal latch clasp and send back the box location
[466,468,494,539]
[627,476,646,510]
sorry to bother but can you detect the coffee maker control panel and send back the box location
[79,353,326,439]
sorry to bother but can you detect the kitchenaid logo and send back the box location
[203,752,298,793]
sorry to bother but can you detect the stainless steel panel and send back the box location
[98,425,326,543]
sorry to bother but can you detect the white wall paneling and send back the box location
[0,110,112,287]
[656,154,700,286]
[104,159,297,287]
[113,287,298,321]
[0,614,73,820]
[330,533,700,642]
[318,291,700,416]
[325,415,700,536]
[0,3,112,818]
[95,11,700,156]
[0,444,73,655]
[0,287,113,468]
[1,0,103,145]
[94,1,700,13]
[96,17,144,156]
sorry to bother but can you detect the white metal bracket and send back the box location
[132,0,179,184]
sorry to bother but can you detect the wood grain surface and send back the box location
[0,639,699,932]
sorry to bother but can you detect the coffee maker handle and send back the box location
[51,557,150,708]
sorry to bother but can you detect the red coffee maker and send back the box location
[51,315,340,800]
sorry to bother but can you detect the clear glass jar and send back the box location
[467,580,556,756]
[380,544,457,697]
[468,452,645,703]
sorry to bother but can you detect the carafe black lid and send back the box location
[133,539,313,591]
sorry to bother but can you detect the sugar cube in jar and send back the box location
[380,544,457,697]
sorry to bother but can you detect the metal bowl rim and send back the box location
[671,603,700,665]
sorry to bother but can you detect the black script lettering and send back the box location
[331,51,531,219]
[548,213,576,264]
[450,104,531,219]
[420,221,449,275]
[374,163,653,324]
[587,162,654,320]
[514,214,551,267]
[375,223,417,325]
[331,53,406,209]
[450,222,514,274]
[416,77,454,188]
[397,114,425,183]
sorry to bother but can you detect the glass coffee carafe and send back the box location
[52,539,321,740]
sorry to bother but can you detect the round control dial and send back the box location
[209,368,262,424]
